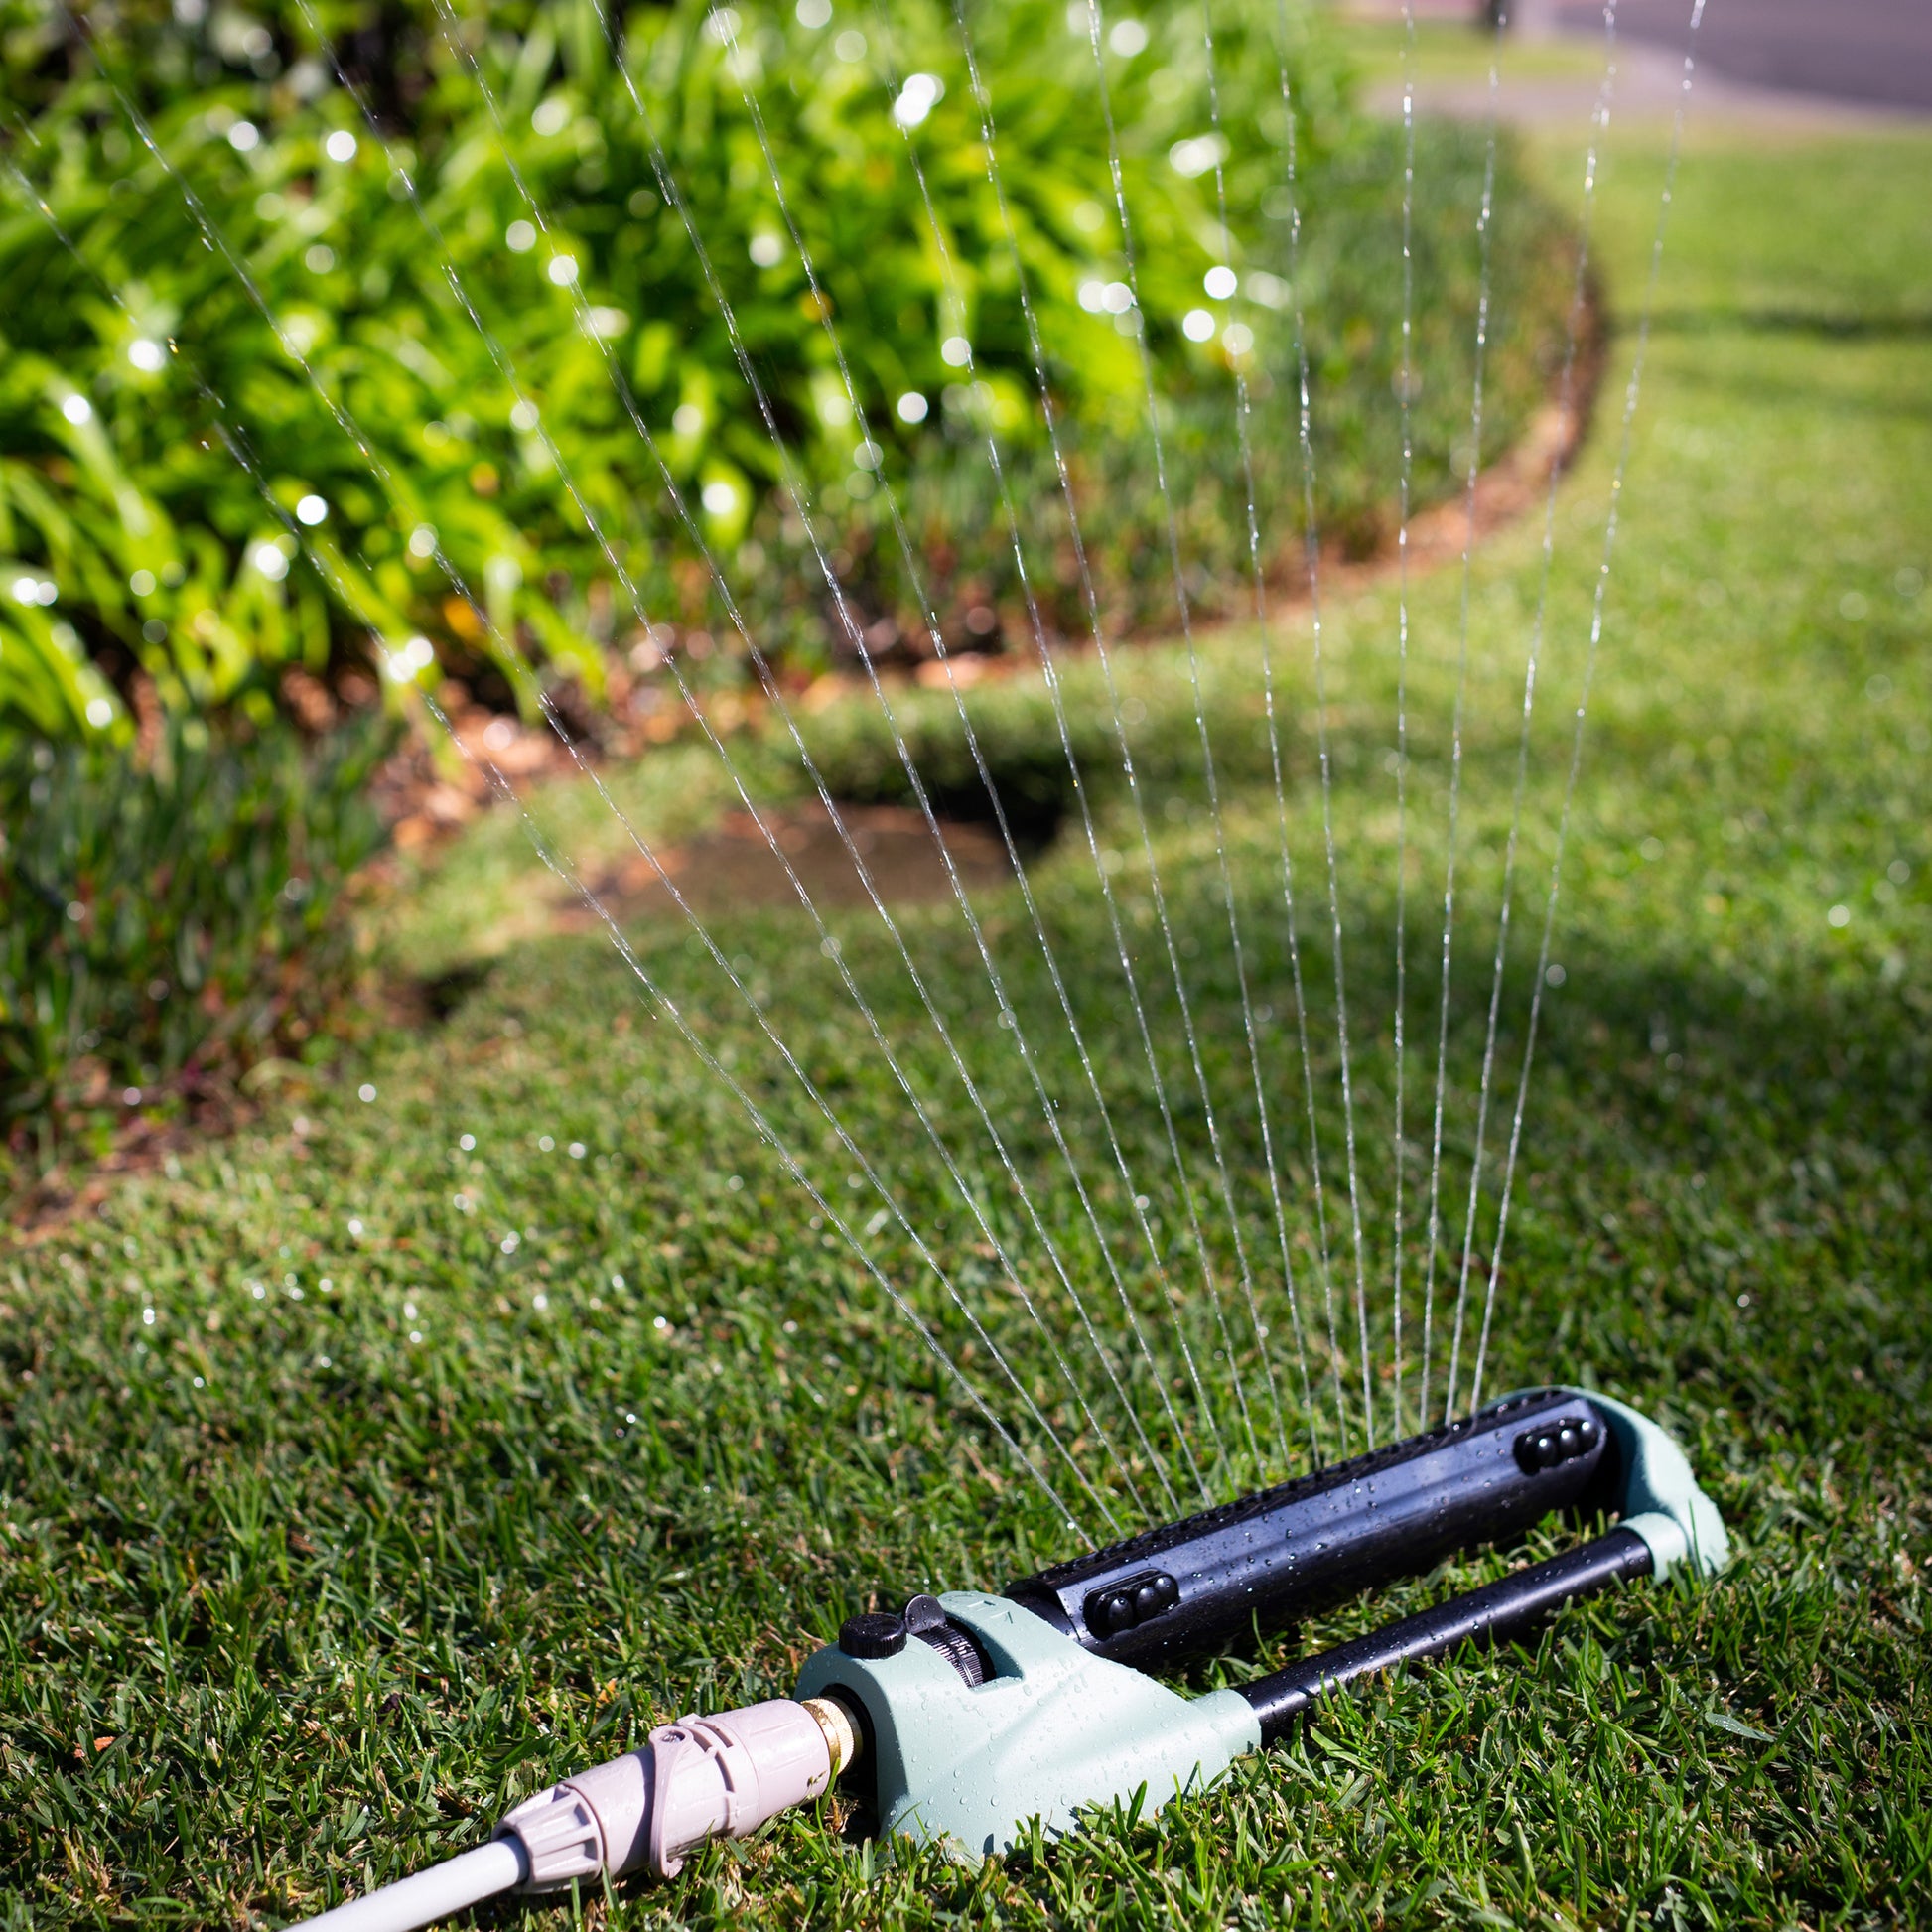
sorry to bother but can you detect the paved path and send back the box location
[1548,0,1932,115]
[1348,0,1932,126]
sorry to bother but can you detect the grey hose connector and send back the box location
[495,1696,855,1885]
[296,1840,527,1932]
[292,1697,857,1931]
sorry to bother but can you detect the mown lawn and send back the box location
[3,58,1930,1932]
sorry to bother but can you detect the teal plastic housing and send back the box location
[1547,1385,1730,1579]
[792,1590,1258,1857]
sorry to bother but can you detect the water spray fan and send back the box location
[302,1388,1725,1929]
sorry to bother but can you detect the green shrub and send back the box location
[0,714,392,1164]
[0,0,1569,727]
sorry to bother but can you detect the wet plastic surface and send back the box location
[1005,1388,1618,1669]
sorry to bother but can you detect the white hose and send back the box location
[295,1839,527,1932]
[292,1699,844,1927]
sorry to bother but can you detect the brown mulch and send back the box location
[564,799,1013,931]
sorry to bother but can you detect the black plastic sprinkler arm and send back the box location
[1005,1387,1618,1669]
[1238,1525,1656,1744]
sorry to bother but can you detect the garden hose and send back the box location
[295,1387,1724,1928]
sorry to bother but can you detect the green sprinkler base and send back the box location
[794,1590,1260,1857]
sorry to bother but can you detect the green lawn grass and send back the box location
[4,66,1930,1932]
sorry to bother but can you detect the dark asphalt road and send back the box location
[1552,0,1932,112]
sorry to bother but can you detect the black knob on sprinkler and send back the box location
[839,1611,907,1659]
[898,1593,993,1686]
[901,1594,948,1634]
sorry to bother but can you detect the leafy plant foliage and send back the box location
[0,0,1569,729]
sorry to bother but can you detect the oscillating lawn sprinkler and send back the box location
[301,1388,1725,1930]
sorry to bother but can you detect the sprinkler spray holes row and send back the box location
[299,1388,1726,1928]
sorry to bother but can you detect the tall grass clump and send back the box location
[0,714,391,1173]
